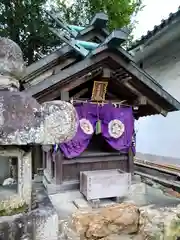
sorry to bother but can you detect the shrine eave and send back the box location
[23,45,180,117]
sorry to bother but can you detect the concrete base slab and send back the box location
[73,198,91,210]
[43,177,79,195]
[49,190,85,219]
[50,190,83,203]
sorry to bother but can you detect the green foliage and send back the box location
[56,0,142,31]
[0,0,142,64]
[0,0,59,65]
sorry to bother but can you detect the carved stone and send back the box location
[42,101,79,144]
[0,38,78,145]
[0,37,25,79]
[0,95,78,144]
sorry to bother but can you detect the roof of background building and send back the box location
[129,6,180,50]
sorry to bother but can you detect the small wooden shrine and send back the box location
[21,12,180,193]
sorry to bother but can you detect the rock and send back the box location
[2,178,16,186]
[138,205,180,240]
[71,203,140,239]
[62,203,180,240]
[0,96,78,145]
[164,208,180,239]
[138,206,164,239]
[100,234,134,240]
[0,37,25,78]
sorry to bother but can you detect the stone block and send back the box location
[126,183,147,206]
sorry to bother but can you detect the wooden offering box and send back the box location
[80,169,131,201]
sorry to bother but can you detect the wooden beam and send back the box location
[106,92,118,99]
[72,88,88,99]
[117,76,132,83]
[24,53,107,97]
[79,26,107,42]
[24,58,77,90]
[24,69,54,89]
[61,68,102,92]
[53,58,77,75]
[22,46,72,82]
[135,96,147,105]
[36,68,103,102]
[109,52,180,110]
[21,26,108,82]
[123,81,167,116]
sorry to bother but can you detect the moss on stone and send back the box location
[0,203,28,216]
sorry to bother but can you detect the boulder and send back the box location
[60,202,180,240]
[138,204,180,240]
[72,203,139,239]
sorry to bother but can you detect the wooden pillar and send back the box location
[55,151,63,185]
[42,151,46,169]
[60,91,69,101]
[32,146,42,176]
[128,147,134,175]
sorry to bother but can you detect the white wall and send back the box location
[136,38,180,158]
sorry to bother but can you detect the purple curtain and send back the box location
[59,104,96,158]
[60,103,135,158]
[100,104,134,151]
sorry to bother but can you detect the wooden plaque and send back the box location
[91,81,108,101]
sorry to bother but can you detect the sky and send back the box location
[133,0,180,40]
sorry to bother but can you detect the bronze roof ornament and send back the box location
[0,37,78,145]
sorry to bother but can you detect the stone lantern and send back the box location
[0,38,78,145]
[0,37,78,214]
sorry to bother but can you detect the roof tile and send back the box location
[130,6,180,50]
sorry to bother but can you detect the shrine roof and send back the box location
[129,6,180,51]
[22,12,180,117]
